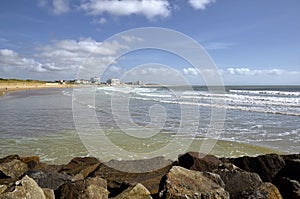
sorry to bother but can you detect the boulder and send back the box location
[26,170,72,190]
[275,177,300,199]
[112,183,152,199]
[257,182,282,199]
[0,159,28,179]
[91,157,173,197]
[0,175,46,199]
[0,185,7,194]
[57,176,108,199]
[159,166,229,199]
[43,188,55,199]
[106,156,172,173]
[59,157,100,178]
[178,152,222,172]
[0,155,20,164]
[32,162,63,173]
[276,159,300,182]
[231,154,285,182]
[215,169,263,199]
[20,156,40,169]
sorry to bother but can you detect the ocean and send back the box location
[0,85,299,164]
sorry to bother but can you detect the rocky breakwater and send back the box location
[0,153,299,199]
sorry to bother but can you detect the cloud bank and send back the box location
[38,0,216,19]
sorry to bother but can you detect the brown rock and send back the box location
[20,156,40,169]
[112,183,152,199]
[231,154,285,182]
[178,152,223,172]
[0,155,20,164]
[58,176,108,199]
[60,157,100,178]
[32,162,63,173]
[257,182,283,199]
[0,159,28,179]
[91,158,172,197]
[159,166,229,199]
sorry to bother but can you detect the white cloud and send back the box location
[80,0,171,19]
[0,49,46,72]
[98,17,107,24]
[183,68,199,75]
[92,17,107,25]
[188,0,216,10]
[121,35,144,43]
[0,38,129,79]
[225,67,286,76]
[52,0,70,15]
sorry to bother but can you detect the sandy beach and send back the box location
[0,82,76,96]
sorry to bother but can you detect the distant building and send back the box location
[75,79,90,84]
[90,77,100,84]
[136,80,144,86]
[107,78,120,86]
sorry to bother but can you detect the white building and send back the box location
[90,77,100,84]
[107,78,120,85]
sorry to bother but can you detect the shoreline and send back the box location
[0,83,77,96]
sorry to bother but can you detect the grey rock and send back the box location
[26,170,71,190]
[215,169,263,199]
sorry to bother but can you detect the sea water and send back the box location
[0,86,299,163]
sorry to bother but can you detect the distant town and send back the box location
[46,77,144,86]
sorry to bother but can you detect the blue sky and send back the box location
[0,0,299,85]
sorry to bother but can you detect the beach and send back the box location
[0,82,75,96]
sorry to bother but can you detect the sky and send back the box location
[0,0,299,85]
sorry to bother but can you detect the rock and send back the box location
[159,166,229,199]
[20,156,40,169]
[60,157,100,178]
[43,188,55,199]
[57,176,108,199]
[91,158,173,197]
[0,159,28,179]
[32,162,63,173]
[257,182,282,199]
[0,175,46,199]
[276,159,300,182]
[0,185,7,194]
[178,152,223,172]
[0,155,20,164]
[106,156,172,173]
[231,154,285,182]
[112,183,152,199]
[26,170,72,190]
[275,177,300,199]
[215,169,263,199]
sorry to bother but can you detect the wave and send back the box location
[229,89,300,97]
